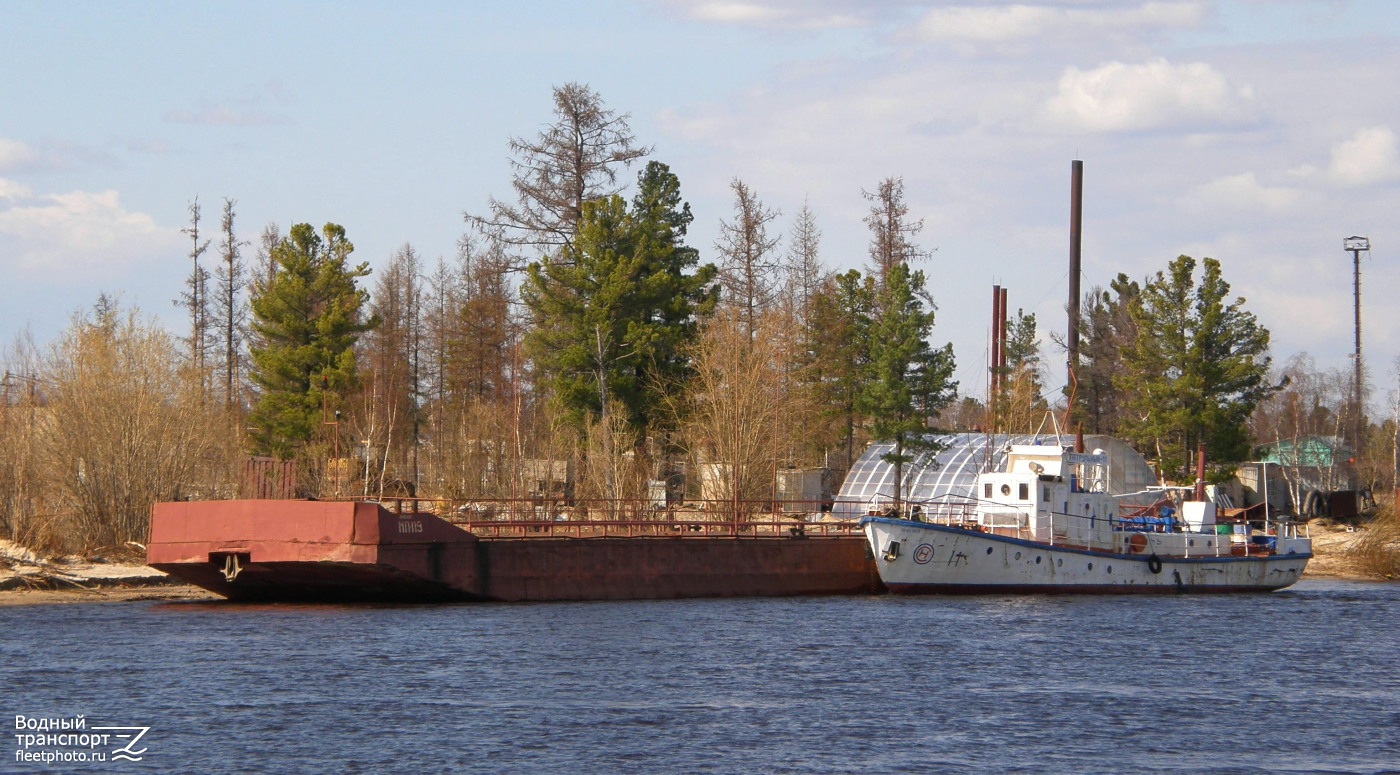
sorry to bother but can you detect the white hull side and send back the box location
[863,518,1310,593]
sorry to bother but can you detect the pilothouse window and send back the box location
[1018,483,1029,501]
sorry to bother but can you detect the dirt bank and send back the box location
[1301,522,1372,580]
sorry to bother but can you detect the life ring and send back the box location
[1147,554,1163,574]
[1128,534,1148,554]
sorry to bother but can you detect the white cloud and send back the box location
[0,178,32,203]
[1041,58,1254,133]
[1184,172,1302,213]
[0,138,40,174]
[1328,126,1400,186]
[666,0,869,30]
[0,180,180,277]
[911,2,1206,44]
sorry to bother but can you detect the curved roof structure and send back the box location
[832,433,1160,518]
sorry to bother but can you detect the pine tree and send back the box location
[247,223,377,458]
[523,161,716,442]
[998,310,1046,432]
[860,261,956,510]
[1074,274,1139,435]
[806,270,873,471]
[1117,255,1277,480]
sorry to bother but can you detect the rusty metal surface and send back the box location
[240,457,297,499]
[148,500,881,603]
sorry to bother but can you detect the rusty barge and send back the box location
[147,500,882,603]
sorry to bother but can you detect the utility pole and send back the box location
[1344,236,1370,462]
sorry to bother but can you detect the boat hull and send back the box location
[148,500,882,603]
[861,517,1310,594]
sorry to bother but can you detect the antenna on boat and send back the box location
[1030,410,1066,447]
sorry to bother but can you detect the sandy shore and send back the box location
[0,523,1386,606]
[0,540,218,606]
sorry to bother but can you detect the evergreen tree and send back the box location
[806,270,873,470]
[1117,255,1277,480]
[247,223,377,457]
[998,310,1047,432]
[523,162,716,442]
[860,261,956,510]
[1074,274,1139,435]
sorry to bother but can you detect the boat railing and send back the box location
[867,494,1311,558]
[456,518,861,540]
[339,496,863,540]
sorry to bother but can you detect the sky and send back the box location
[4,0,1400,410]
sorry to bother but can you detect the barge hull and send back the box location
[147,500,880,603]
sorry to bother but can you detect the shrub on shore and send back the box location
[1347,499,1400,580]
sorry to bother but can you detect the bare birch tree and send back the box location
[0,336,43,547]
[360,244,423,496]
[863,177,932,288]
[179,198,212,396]
[213,198,249,419]
[40,302,216,551]
[468,82,651,265]
[680,310,793,513]
[714,178,782,339]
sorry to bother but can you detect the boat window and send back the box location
[1018,483,1029,500]
[984,482,992,498]
[1043,486,1050,500]
[1001,484,1011,496]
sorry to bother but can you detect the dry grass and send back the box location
[1347,503,1400,580]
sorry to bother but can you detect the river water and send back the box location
[3,579,1398,774]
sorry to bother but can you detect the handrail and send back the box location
[456,518,860,540]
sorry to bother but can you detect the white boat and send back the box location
[859,444,1311,593]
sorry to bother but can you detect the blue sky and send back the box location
[4,0,1400,408]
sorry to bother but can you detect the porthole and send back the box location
[1087,562,1094,571]
[1015,551,1022,560]
[1188,539,1195,547]
[1001,484,1012,496]
[1056,558,1062,567]
[986,547,993,555]
[1107,565,1112,574]
[1035,556,1042,564]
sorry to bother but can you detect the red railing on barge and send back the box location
[333,497,861,540]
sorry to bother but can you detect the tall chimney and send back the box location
[990,284,1002,421]
[999,286,1009,384]
[1068,160,1083,390]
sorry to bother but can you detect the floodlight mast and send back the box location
[1345,236,1370,461]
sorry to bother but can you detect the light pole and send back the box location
[1344,235,1370,462]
